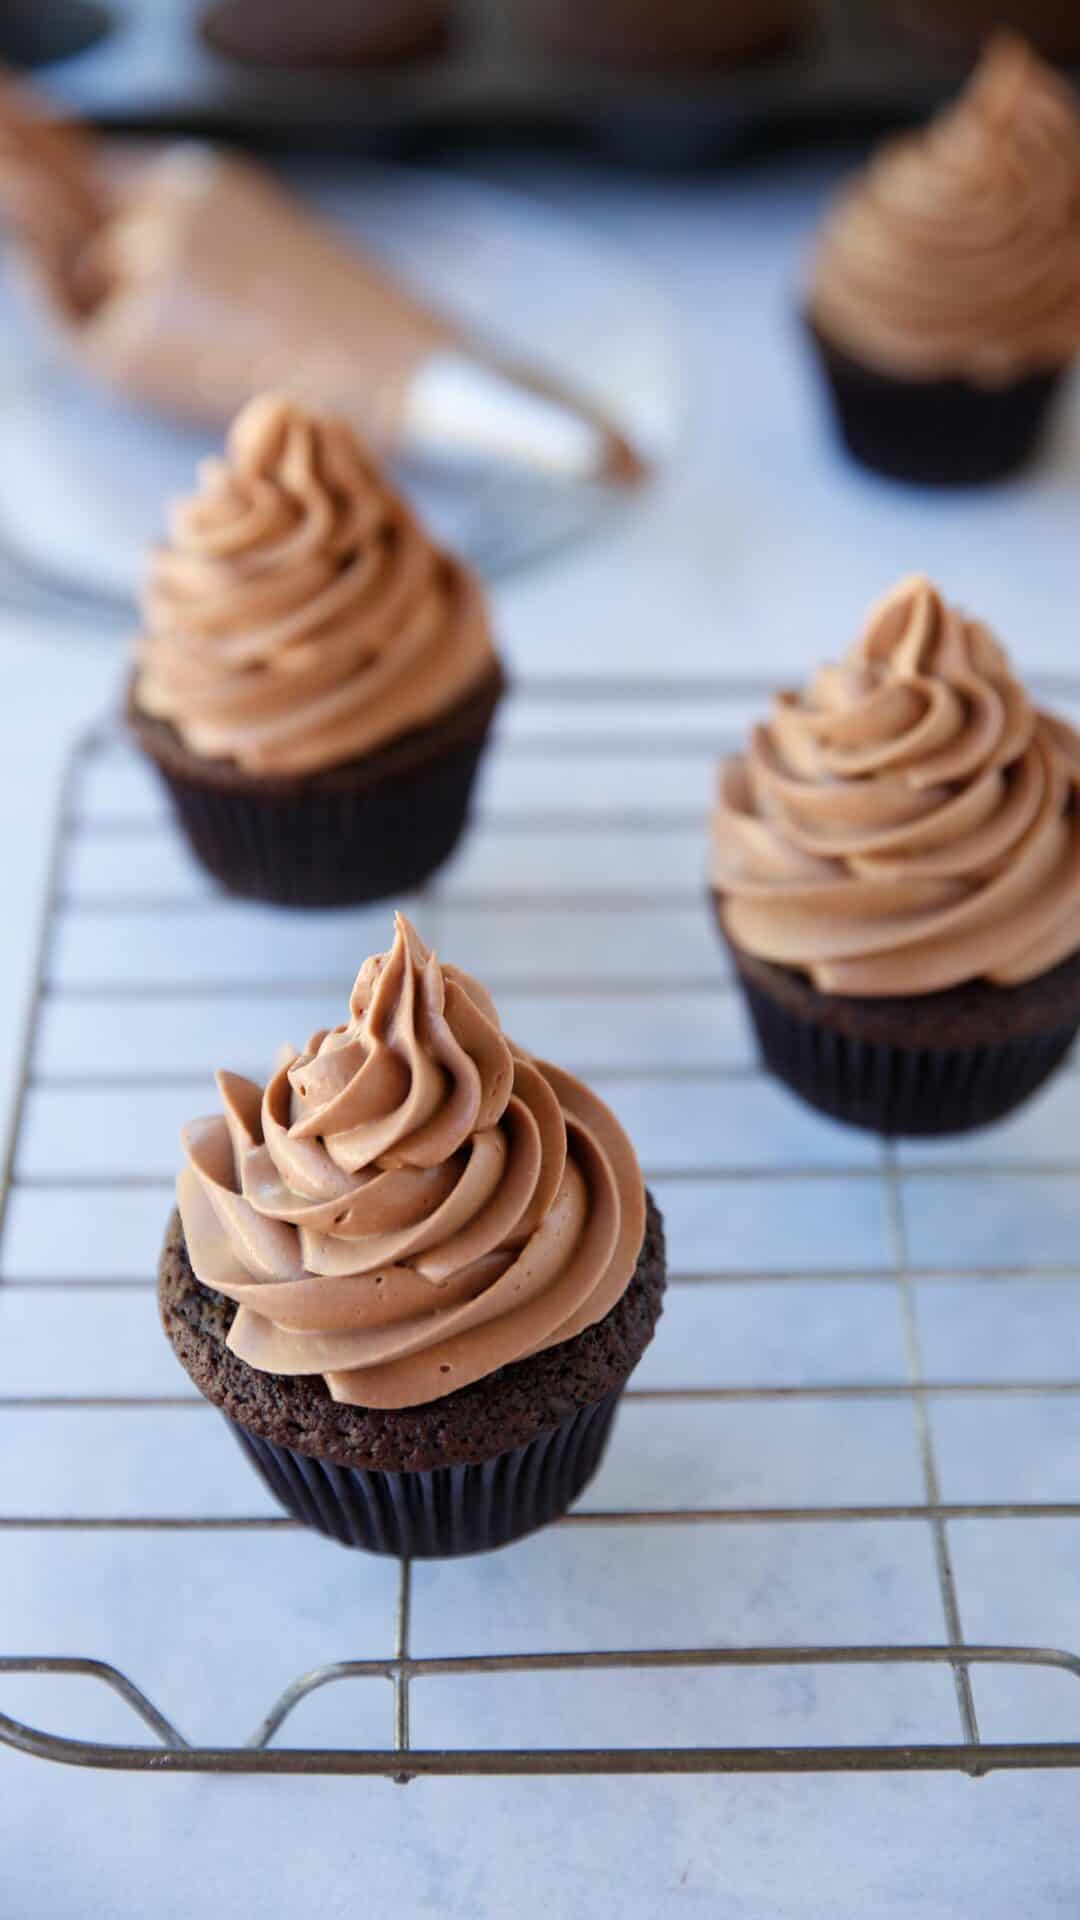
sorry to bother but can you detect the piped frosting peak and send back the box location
[176,914,645,1408]
[712,575,1080,995]
[809,36,1080,382]
[135,395,497,776]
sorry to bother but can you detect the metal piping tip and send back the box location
[398,350,646,491]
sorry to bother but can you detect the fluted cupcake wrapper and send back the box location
[741,972,1078,1139]
[148,721,493,909]
[227,1389,622,1557]
[806,321,1066,488]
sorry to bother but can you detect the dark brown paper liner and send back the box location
[132,674,502,908]
[227,1389,622,1557]
[806,320,1067,487]
[740,971,1078,1138]
[153,727,490,907]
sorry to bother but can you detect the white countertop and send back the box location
[3,153,1080,1918]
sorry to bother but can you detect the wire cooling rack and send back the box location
[5,678,1080,1778]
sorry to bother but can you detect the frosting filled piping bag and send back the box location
[0,70,644,488]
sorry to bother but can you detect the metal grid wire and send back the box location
[4,683,1080,1777]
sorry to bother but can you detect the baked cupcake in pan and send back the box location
[806,36,1080,486]
[711,575,1080,1137]
[509,0,804,68]
[201,0,450,67]
[159,914,666,1556]
[129,394,503,907]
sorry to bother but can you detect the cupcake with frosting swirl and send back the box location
[159,913,666,1556]
[711,575,1080,1135]
[805,36,1080,485]
[128,392,503,905]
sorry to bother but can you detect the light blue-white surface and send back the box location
[3,153,1080,1919]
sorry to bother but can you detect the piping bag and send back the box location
[0,69,644,490]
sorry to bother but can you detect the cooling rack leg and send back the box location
[393,1559,413,1785]
[883,1146,982,1759]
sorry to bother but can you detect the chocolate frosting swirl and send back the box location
[711,576,1080,996]
[176,914,646,1409]
[133,394,498,777]
[808,36,1080,383]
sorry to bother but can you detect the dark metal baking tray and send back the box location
[6,0,1063,159]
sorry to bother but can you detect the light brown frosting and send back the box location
[133,393,498,777]
[175,914,646,1410]
[808,36,1080,383]
[711,576,1080,997]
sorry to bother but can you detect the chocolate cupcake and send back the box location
[806,37,1080,486]
[201,0,450,67]
[159,914,666,1556]
[711,576,1080,1137]
[129,395,503,907]
[509,0,803,68]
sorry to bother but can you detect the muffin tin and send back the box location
[17,0,1077,157]
[0,1,112,71]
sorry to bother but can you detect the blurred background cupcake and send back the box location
[805,35,1080,486]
